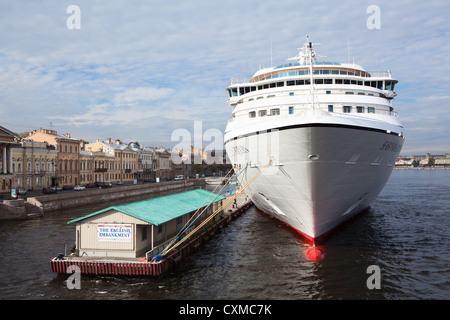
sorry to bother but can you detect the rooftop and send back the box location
[67,189,225,226]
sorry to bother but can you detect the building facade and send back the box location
[26,129,81,187]
[84,138,138,183]
[0,126,19,195]
[11,140,57,191]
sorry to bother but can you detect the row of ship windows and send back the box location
[248,105,377,118]
[228,79,396,97]
[247,90,378,102]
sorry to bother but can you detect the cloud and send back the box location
[0,0,449,152]
[113,87,174,106]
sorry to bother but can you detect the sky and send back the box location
[0,0,449,155]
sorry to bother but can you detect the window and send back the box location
[289,106,294,114]
[328,105,334,112]
[270,108,280,116]
[335,79,343,84]
[141,226,147,241]
[287,80,295,86]
[289,92,294,96]
[368,107,375,113]
[258,110,267,117]
[357,106,365,113]
[249,111,256,118]
[326,90,331,94]
[343,106,352,113]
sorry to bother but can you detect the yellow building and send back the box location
[84,138,138,183]
[0,126,19,195]
[26,129,81,187]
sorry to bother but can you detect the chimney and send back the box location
[106,138,111,144]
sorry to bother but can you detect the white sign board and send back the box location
[97,224,132,242]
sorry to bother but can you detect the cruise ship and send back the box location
[224,37,404,243]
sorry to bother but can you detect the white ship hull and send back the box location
[225,111,403,242]
[224,38,404,243]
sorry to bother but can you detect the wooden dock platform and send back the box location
[51,191,252,277]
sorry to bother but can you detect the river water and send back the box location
[1,169,449,301]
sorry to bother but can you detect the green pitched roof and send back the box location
[68,189,225,226]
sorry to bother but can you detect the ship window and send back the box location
[258,110,267,117]
[345,91,354,94]
[263,84,269,89]
[289,71,297,76]
[232,88,238,96]
[296,80,304,85]
[351,80,357,84]
[305,79,311,85]
[289,106,294,114]
[256,96,263,100]
[343,106,352,113]
[332,70,339,74]
[326,90,331,94]
[267,94,275,98]
[322,70,330,74]
[289,92,294,96]
[358,81,363,85]
[249,111,256,118]
[287,80,295,86]
[358,92,365,95]
[340,70,347,75]
[364,81,371,86]
[328,105,334,112]
[335,79,343,84]
[270,108,280,116]
[377,81,383,90]
[357,106,365,113]
[315,79,324,84]
[371,81,377,88]
[239,87,245,95]
[324,79,332,84]
[385,81,391,90]
[251,86,256,92]
[391,82,395,90]
[314,70,320,75]
[276,82,284,87]
[348,72,354,75]
[258,85,263,90]
[270,83,276,88]
[227,89,232,97]
[248,98,254,101]
[344,79,350,84]
[368,107,375,113]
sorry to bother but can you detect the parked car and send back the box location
[102,181,112,188]
[74,185,85,191]
[62,185,74,190]
[42,187,57,194]
[174,175,185,180]
[17,188,27,195]
[116,181,124,185]
[85,183,96,188]
[51,186,62,191]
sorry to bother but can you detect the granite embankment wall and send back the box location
[26,179,206,213]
